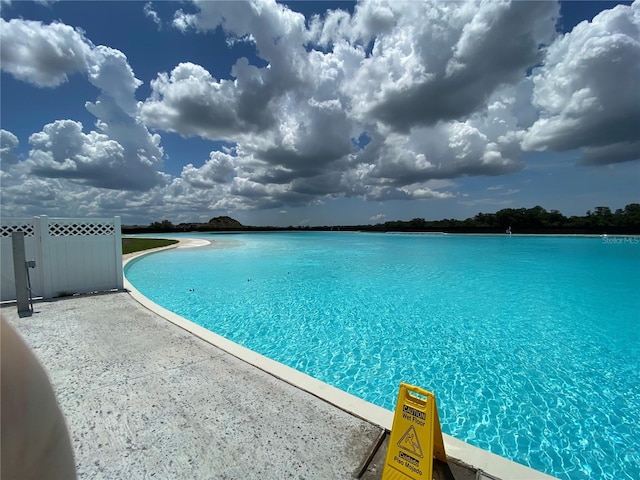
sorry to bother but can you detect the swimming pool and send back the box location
[125,232,640,480]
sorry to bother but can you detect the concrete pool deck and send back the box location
[1,238,558,479]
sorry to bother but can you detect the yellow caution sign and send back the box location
[382,383,447,480]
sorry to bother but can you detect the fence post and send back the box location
[114,216,123,290]
[32,216,44,299]
[34,215,53,299]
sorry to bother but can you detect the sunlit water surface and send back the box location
[125,232,640,480]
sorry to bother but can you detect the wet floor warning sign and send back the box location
[382,383,447,480]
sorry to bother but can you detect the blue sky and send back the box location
[1,0,638,226]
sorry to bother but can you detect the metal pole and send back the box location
[12,231,31,316]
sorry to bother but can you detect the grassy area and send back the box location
[122,238,179,254]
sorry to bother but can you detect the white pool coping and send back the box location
[123,238,557,480]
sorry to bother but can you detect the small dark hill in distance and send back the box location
[208,216,244,228]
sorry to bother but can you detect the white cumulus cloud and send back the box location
[0,18,167,192]
[0,18,92,87]
[0,129,20,169]
[344,0,559,131]
[24,119,165,190]
[144,2,161,29]
[523,1,640,164]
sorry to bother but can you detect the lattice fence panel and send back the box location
[48,222,115,237]
[0,223,35,237]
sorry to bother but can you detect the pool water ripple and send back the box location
[125,232,640,480]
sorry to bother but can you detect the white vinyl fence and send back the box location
[1,216,123,301]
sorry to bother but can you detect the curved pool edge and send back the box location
[123,240,558,480]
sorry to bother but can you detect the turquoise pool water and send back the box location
[125,232,640,479]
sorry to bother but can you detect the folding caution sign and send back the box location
[382,383,447,480]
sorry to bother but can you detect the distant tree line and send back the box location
[122,204,640,234]
[371,204,640,234]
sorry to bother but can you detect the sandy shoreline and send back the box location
[122,237,211,261]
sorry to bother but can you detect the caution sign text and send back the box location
[382,383,447,480]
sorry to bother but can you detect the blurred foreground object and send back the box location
[1,317,77,480]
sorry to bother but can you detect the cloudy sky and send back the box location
[1,0,638,227]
